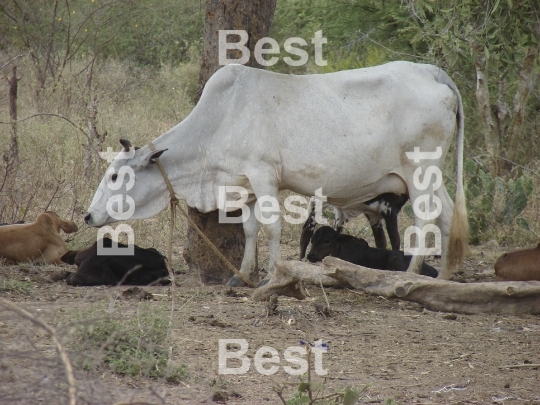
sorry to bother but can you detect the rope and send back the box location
[148,143,254,287]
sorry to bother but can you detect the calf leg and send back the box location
[333,207,346,234]
[66,268,119,286]
[40,244,67,265]
[299,198,316,259]
[384,212,401,251]
[365,212,387,249]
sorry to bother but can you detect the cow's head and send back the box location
[84,139,168,227]
[306,226,341,262]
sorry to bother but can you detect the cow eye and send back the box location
[324,239,331,244]
[111,174,118,181]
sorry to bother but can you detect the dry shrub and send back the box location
[0,52,198,261]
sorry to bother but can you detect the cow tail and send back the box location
[441,71,469,273]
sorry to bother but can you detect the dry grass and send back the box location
[0,53,198,257]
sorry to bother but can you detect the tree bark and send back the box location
[255,258,540,315]
[323,257,540,315]
[184,0,277,285]
[252,261,346,302]
[8,65,19,173]
[84,98,99,181]
[472,49,500,176]
[2,66,20,198]
[506,46,539,164]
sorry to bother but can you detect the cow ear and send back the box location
[142,149,168,167]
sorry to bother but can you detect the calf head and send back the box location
[45,211,78,234]
[60,250,79,265]
[307,226,341,262]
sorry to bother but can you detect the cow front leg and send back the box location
[226,200,260,287]
[264,212,282,282]
[253,180,282,286]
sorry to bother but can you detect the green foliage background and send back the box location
[0,0,539,245]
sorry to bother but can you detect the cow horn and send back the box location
[119,139,132,152]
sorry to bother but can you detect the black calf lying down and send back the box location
[61,237,170,286]
[306,226,438,278]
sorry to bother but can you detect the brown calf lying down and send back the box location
[494,243,540,281]
[0,211,78,264]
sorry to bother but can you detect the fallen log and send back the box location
[323,257,540,315]
[252,260,345,302]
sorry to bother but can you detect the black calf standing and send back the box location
[306,226,438,278]
[299,193,408,259]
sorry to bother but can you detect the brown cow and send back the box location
[494,243,540,281]
[0,211,78,264]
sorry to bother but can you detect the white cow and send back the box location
[85,61,468,285]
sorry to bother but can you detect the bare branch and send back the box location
[0,298,77,405]
[0,113,88,138]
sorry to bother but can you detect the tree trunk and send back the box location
[254,258,540,315]
[506,46,539,165]
[84,98,96,180]
[183,0,277,285]
[7,65,19,177]
[472,49,500,176]
[1,65,20,221]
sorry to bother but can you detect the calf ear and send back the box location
[60,250,78,265]
[142,149,168,167]
[59,220,79,234]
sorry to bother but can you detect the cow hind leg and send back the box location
[435,186,455,280]
[406,183,453,278]
[403,187,438,274]
[226,200,261,287]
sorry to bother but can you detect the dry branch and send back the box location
[323,257,540,315]
[252,260,349,302]
[499,364,540,369]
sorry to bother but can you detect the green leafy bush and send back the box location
[464,158,533,244]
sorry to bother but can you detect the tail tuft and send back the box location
[446,186,469,275]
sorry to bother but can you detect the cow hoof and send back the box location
[256,279,269,287]
[225,275,245,287]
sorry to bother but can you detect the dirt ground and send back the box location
[1,243,539,405]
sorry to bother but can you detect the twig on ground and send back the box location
[499,363,540,369]
[0,298,77,405]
